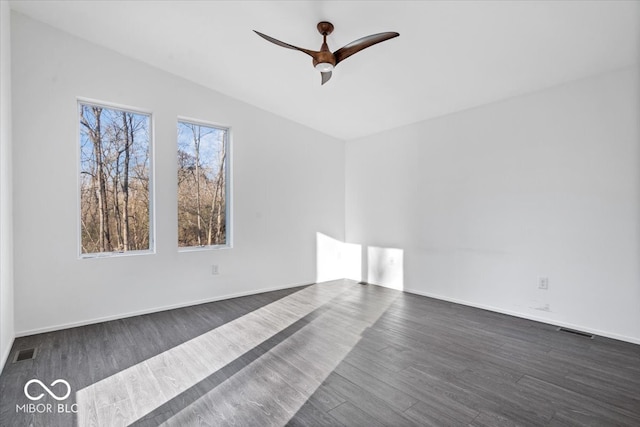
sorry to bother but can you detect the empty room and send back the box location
[1,0,639,426]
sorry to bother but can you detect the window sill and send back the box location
[79,249,156,259]
[178,244,232,253]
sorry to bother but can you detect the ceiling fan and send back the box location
[254,22,399,85]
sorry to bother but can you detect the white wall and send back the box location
[346,66,640,344]
[0,0,15,369]
[11,13,345,335]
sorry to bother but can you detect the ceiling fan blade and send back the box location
[321,71,332,85]
[253,30,318,58]
[334,32,399,65]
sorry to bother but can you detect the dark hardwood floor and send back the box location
[1,280,639,426]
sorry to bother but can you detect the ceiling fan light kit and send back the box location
[254,21,399,85]
[315,62,334,72]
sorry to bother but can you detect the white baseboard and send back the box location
[15,281,312,338]
[15,280,640,346]
[402,286,640,346]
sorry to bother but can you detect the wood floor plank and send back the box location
[322,372,420,426]
[285,399,345,427]
[548,408,624,427]
[470,410,520,427]
[328,402,387,427]
[403,400,476,426]
[333,361,418,411]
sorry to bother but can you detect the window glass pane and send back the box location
[177,121,228,248]
[79,102,152,255]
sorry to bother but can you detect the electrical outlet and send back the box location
[211,265,219,275]
[539,277,549,290]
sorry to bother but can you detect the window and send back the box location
[177,119,230,249]
[79,101,153,256]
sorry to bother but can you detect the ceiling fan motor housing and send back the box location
[314,22,337,68]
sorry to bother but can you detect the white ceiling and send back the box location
[9,0,640,140]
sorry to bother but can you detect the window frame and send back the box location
[176,116,233,252]
[77,97,156,259]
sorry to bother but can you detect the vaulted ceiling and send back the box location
[9,0,640,140]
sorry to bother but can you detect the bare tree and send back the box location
[208,143,226,245]
[121,112,133,251]
[80,106,112,252]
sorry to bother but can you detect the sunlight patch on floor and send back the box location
[76,281,373,426]
[161,283,398,426]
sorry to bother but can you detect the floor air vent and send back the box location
[13,348,37,363]
[557,327,594,339]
